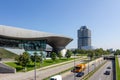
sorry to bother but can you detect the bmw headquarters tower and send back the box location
[77,26,91,50]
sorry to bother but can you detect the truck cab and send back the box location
[71,64,86,73]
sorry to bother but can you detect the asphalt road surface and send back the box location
[89,60,113,80]
[63,59,105,80]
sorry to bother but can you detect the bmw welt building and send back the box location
[0,25,73,56]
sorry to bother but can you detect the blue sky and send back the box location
[0,0,120,50]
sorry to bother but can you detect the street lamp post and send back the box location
[34,52,37,80]
[88,57,90,74]
[73,53,76,80]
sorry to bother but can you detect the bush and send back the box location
[65,50,72,59]
[50,52,57,61]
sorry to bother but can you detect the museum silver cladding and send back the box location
[0,25,72,51]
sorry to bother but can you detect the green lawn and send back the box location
[76,54,87,56]
[115,56,120,80]
[5,58,74,72]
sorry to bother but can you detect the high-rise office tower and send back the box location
[78,26,91,49]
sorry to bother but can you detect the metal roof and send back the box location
[0,25,73,48]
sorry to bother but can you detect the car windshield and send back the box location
[75,67,80,69]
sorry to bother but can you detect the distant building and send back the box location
[77,26,91,50]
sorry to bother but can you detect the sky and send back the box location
[0,0,120,50]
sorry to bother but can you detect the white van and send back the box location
[50,75,62,80]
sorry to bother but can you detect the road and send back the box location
[0,58,85,80]
[89,60,113,80]
[63,58,104,80]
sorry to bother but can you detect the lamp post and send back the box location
[74,53,76,80]
[88,56,90,74]
[34,52,37,80]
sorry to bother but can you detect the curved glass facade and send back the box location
[20,40,46,51]
[0,37,46,51]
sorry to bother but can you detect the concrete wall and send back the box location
[0,63,16,73]
[86,57,103,67]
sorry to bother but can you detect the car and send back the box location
[50,75,62,80]
[104,70,110,75]
[107,66,111,69]
[76,72,84,77]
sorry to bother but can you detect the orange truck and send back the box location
[71,63,86,73]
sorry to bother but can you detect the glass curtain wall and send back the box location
[20,40,46,51]
[0,37,46,51]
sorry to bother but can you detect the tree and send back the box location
[30,53,40,62]
[16,52,30,71]
[50,52,57,61]
[40,51,43,64]
[57,52,63,59]
[94,52,99,58]
[79,49,86,54]
[65,50,72,59]
[94,48,104,57]
[87,50,94,60]
[73,49,79,54]
[115,49,120,55]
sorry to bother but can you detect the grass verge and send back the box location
[115,56,120,80]
[43,67,73,80]
[5,58,75,72]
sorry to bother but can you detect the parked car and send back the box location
[104,70,110,75]
[76,72,84,77]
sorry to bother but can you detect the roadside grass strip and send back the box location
[115,56,120,80]
[80,61,107,80]
[43,67,73,80]
[39,57,87,71]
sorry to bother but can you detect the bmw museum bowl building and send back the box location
[0,25,73,56]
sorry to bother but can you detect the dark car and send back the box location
[104,71,110,75]
[76,72,84,77]
[107,66,111,69]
